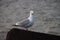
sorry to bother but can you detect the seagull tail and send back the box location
[12,24,19,26]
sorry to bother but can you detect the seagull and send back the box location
[12,10,34,30]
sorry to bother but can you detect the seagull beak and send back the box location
[32,13,34,15]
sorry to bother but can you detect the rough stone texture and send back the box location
[0,0,60,40]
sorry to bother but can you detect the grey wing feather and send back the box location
[18,19,30,27]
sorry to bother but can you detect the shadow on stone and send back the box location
[6,28,60,40]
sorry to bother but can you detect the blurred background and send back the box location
[0,0,60,40]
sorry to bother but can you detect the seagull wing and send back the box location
[16,19,30,27]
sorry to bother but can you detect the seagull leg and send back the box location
[25,28,29,31]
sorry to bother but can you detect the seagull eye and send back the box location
[32,13,33,15]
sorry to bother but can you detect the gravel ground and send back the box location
[0,0,60,40]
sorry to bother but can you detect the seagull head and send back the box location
[28,10,34,21]
[30,10,34,15]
